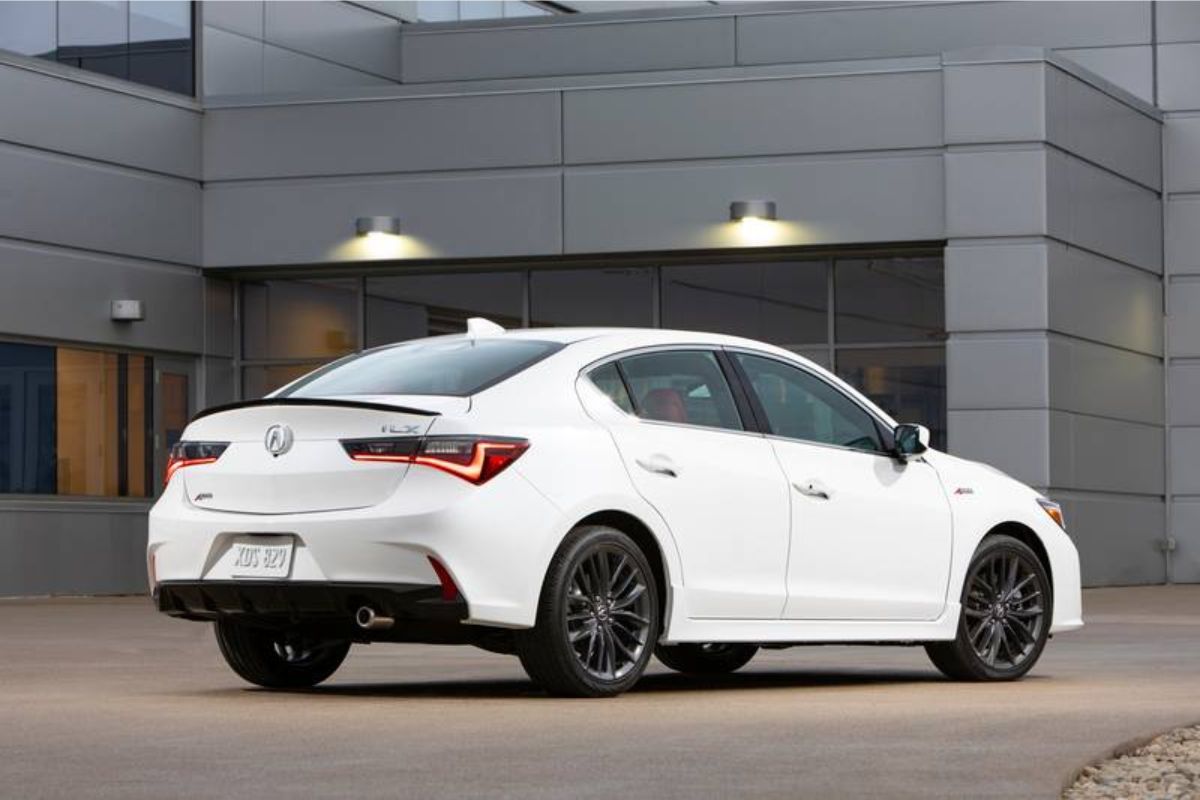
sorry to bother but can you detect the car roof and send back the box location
[454,325,775,350]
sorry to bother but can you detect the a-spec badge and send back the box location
[264,424,295,457]
[954,487,975,496]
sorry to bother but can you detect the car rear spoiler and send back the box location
[190,397,441,423]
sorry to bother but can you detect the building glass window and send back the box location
[661,261,828,350]
[531,268,654,328]
[235,252,947,444]
[0,0,194,95]
[365,272,524,347]
[0,342,158,498]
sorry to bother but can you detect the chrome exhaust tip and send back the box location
[355,606,394,631]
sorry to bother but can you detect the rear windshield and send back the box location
[277,338,563,398]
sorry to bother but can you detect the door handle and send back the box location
[636,456,678,478]
[793,479,832,500]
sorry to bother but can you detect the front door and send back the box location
[595,350,791,620]
[732,352,952,621]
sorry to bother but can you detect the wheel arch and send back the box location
[574,509,671,625]
[983,520,1054,591]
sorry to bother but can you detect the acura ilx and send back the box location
[149,320,1082,697]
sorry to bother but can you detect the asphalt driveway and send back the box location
[1,586,1198,799]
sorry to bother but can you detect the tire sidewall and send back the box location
[542,526,660,696]
[955,535,1053,681]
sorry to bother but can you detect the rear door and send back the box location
[730,352,952,621]
[595,349,790,620]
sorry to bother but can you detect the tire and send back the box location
[925,534,1053,681]
[214,619,350,689]
[656,642,758,675]
[516,525,660,698]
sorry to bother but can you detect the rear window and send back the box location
[277,338,563,398]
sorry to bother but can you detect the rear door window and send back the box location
[618,350,744,432]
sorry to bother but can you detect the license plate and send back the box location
[228,536,294,579]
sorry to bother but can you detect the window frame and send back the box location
[723,347,899,458]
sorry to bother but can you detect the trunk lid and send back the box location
[181,398,458,514]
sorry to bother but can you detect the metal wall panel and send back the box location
[1157,43,1200,112]
[0,509,149,595]
[563,70,942,164]
[263,43,396,93]
[264,0,402,81]
[202,27,264,96]
[204,92,561,180]
[1166,198,1200,274]
[0,144,200,265]
[1058,492,1165,585]
[1045,65,1161,190]
[1169,364,1200,426]
[943,63,1045,145]
[203,171,562,266]
[1165,117,1200,194]
[1046,150,1162,272]
[1047,244,1162,356]
[1049,335,1163,425]
[737,2,1150,66]
[1157,2,1200,44]
[1170,501,1200,583]
[201,0,264,39]
[401,16,734,82]
[204,277,235,359]
[564,154,944,253]
[945,148,1047,238]
[1050,410,1163,495]
[945,243,1048,333]
[0,64,200,179]
[1172,428,1200,495]
[947,335,1049,410]
[0,242,204,353]
[1168,281,1200,356]
[1053,45,1153,102]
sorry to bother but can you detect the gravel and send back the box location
[1064,724,1200,800]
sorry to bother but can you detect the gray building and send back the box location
[0,0,1197,596]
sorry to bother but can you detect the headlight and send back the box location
[1037,497,1065,530]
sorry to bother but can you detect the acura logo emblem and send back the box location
[264,424,294,457]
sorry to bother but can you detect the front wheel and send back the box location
[925,534,1052,681]
[214,620,350,689]
[516,525,660,697]
[656,643,758,675]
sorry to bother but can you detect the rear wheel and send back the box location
[214,620,350,689]
[516,525,660,697]
[656,642,758,675]
[925,534,1051,681]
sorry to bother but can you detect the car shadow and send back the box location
[269,668,950,700]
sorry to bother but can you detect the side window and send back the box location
[619,350,744,432]
[586,362,634,413]
[735,353,882,452]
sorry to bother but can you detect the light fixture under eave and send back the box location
[729,200,777,222]
[355,215,401,237]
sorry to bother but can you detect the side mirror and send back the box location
[893,423,930,459]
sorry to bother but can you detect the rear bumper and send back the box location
[156,580,468,641]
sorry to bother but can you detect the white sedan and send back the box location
[148,321,1082,697]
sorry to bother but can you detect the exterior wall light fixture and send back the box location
[355,216,401,237]
[729,200,777,222]
[110,299,145,322]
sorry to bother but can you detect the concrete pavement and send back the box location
[1,587,1198,799]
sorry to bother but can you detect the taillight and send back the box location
[164,441,228,486]
[342,436,529,485]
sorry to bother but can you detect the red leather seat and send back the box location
[642,388,688,424]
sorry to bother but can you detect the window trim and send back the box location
[723,346,898,458]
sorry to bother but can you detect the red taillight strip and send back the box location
[413,441,528,483]
[163,457,217,486]
[343,436,529,485]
